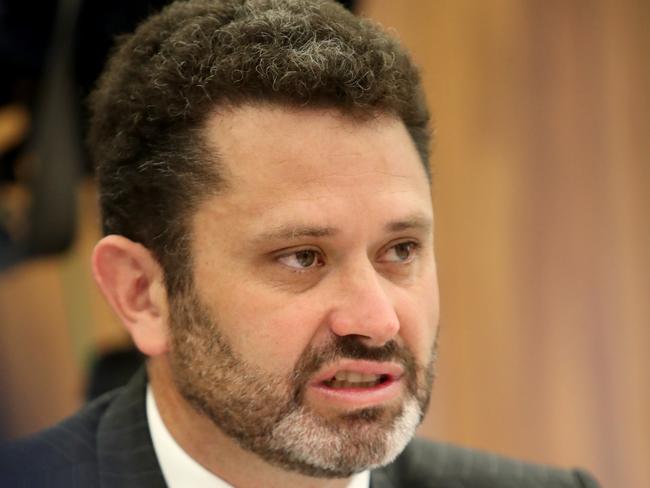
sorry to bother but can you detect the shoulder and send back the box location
[373,437,600,488]
[0,388,120,487]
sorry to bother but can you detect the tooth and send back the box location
[347,372,364,383]
[328,379,381,388]
[333,371,382,383]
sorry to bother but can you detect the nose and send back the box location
[326,263,400,347]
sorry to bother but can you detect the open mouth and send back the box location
[307,361,404,409]
[321,372,392,389]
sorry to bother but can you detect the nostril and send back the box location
[326,300,400,345]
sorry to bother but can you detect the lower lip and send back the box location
[307,377,403,410]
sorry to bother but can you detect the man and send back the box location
[0,1,600,486]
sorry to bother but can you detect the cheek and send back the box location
[396,279,440,362]
[210,283,324,373]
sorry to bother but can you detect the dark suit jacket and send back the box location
[0,369,600,487]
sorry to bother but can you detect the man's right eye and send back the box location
[277,249,324,270]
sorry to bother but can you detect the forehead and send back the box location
[196,104,432,237]
[204,103,429,194]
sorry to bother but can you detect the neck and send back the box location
[147,357,353,488]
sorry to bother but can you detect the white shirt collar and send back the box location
[146,385,370,488]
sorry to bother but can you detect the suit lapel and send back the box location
[97,368,167,488]
[370,468,396,488]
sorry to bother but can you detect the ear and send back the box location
[91,235,170,356]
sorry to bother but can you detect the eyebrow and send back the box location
[253,225,339,243]
[385,215,433,234]
[252,214,432,244]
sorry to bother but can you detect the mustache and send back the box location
[290,336,420,401]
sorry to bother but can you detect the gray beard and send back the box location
[268,397,423,476]
[168,290,436,478]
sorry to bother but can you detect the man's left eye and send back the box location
[381,241,419,263]
[277,249,324,270]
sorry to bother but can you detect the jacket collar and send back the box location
[97,368,167,488]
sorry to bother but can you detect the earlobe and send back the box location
[91,235,170,356]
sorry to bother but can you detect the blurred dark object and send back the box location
[1,0,81,269]
[86,346,144,400]
[26,0,83,257]
[0,1,58,105]
[337,0,356,11]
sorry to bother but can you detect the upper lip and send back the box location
[309,359,405,385]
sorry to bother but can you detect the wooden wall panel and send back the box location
[360,1,649,487]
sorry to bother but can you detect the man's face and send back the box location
[168,104,440,477]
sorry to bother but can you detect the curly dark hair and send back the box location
[88,0,431,295]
